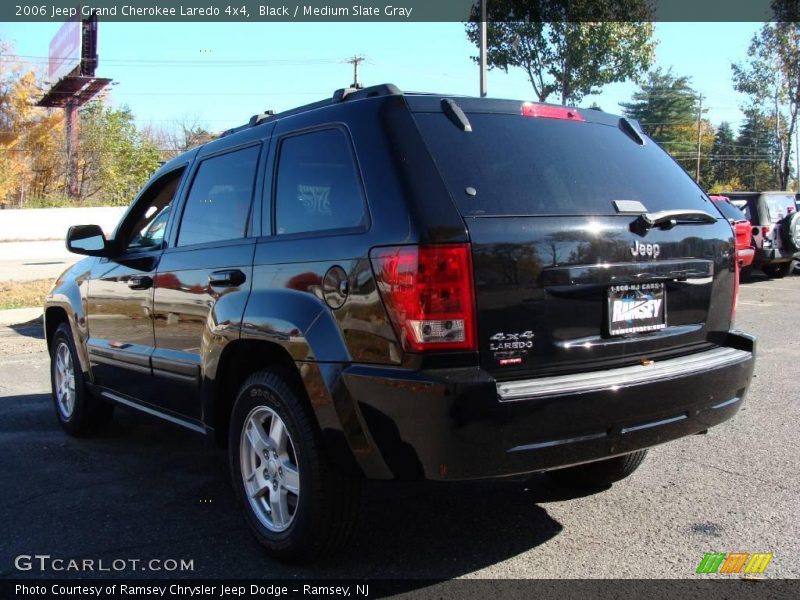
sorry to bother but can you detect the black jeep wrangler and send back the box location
[45,84,756,561]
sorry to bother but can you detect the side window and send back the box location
[177,145,260,247]
[125,167,185,253]
[274,128,367,236]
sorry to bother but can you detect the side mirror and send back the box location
[66,225,109,256]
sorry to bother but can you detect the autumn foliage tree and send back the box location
[0,39,162,207]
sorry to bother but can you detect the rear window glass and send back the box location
[274,128,367,236]
[713,200,746,222]
[763,194,795,223]
[415,113,713,217]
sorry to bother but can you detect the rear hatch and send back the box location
[409,97,737,380]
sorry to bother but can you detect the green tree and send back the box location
[465,0,656,105]
[732,17,799,189]
[77,102,161,204]
[620,68,713,183]
[735,108,781,191]
[710,121,737,185]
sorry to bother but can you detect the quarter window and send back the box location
[178,145,260,247]
[274,129,366,235]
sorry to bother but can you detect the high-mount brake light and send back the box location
[521,102,585,122]
[369,244,476,352]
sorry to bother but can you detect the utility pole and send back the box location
[695,92,703,184]
[479,0,487,97]
[775,86,784,189]
[345,55,365,89]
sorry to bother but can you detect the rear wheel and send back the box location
[762,262,791,278]
[229,369,359,562]
[50,323,113,436]
[739,265,752,281]
[546,450,648,489]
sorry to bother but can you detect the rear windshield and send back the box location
[415,112,713,217]
[763,194,795,223]
[714,200,747,222]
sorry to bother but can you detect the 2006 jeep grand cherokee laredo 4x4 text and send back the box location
[45,85,756,561]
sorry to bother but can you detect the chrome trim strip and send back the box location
[100,390,205,433]
[497,347,751,402]
[507,432,607,453]
[621,414,686,434]
[711,396,741,410]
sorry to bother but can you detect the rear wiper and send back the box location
[631,209,717,235]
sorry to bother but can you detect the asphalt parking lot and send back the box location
[0,272,798,580]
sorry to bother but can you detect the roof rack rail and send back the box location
[218,109,275,138]
[332,83,401,103]
[218,84,401,140]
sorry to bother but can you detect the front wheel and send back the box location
[762,262,791,278]
[229,369,360,562]
[546,450,648,489]
[50,323,113,436]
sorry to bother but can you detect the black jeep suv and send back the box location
[46,84,756,561]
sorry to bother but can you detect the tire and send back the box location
[50,323,114,436]
[762,262,791,278]
[740,265,752,281]
[546,450,648,489]
[229,369,360,562]
[781,212,800,252]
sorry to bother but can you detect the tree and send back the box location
[77,102,161,204]
[465,0,656,105]
[620,68,713,184]
[710,121,737,185]
[734,108,781,191]
[732,17,799,189]
[0,43,66,205]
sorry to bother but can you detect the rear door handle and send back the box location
[209,269,246,287]
[127,275,153,290]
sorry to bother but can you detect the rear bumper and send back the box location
[344,331,756,481]
[754,246,793,265]
[737,247,754,267]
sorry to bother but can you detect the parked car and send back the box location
[709,195,754,273]
[723,191,800,278]
[45,84,756,561]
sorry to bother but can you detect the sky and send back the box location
[0,21,763,136]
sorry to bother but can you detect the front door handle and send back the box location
[127,275,153,290]
[209,269,246,287]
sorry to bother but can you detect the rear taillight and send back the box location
[521,102,584,122]
[369,244,476,352]
[761,225,772,238]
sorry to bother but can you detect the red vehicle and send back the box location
[710,195,754,270]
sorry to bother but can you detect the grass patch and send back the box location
[0,279,53,310]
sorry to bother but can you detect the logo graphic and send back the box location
[608,283,666,335]
[630,240,660,258]
[696,552,773,575]
[611,295,663,324]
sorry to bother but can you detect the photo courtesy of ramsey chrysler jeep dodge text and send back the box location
[45,84,756,561]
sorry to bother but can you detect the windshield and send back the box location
[414,112,714,217]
